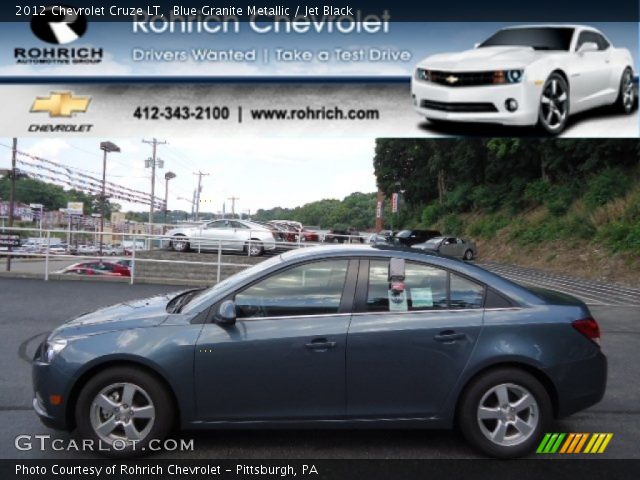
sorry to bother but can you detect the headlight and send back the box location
[415,68,430,82]
[493,69,524,84]
[44,338,67,363]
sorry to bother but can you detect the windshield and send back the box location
[479,27,575,51]
[179,255,284,313]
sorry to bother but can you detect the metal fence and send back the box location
[0,226,369,285]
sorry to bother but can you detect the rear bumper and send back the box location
[546,349,607,418]
[411,77,541,126]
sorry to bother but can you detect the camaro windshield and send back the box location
[479,27,575,51]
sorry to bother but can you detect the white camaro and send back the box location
[412,25,636,134]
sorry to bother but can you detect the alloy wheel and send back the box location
[540,77,568,132]
[90,382,155,445]
[622,70,634,112]
[476,383,539,447]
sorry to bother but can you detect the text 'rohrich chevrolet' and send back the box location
[32,246,606,458]
[412,25,636,134]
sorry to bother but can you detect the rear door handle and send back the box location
[305,339,337,350]
[434,331,466,343]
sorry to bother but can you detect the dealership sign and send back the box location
[0,234,21,247]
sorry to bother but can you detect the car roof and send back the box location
[501,24,600,33]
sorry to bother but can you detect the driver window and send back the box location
[235,260,349,319]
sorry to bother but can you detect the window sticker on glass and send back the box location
[388,290,408,312]
[410,288,434,308]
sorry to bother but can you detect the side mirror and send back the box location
[578,42,598,54]
[215,299,237,325]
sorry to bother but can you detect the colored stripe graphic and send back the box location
[537,433,613,454]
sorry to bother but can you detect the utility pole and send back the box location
[6,137,17,272]
[193,171,209,221]
[143,138,167,233]
[98,141,120,256]
[227,196,239,217]
[163,171,176,225]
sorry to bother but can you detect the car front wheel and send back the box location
[538,73,570,135]
[246,240,264,256]
[458,368,552,458]
[75,367,174,457]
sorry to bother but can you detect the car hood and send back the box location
[417,46,545,70]
[50,292,183,338]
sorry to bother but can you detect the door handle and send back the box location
[305,339,337,350]
[434,331,466,343]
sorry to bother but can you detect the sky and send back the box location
[0,137,377,214]
[1,22,637,76]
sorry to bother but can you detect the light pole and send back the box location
[99,141,120,256]
[164,171,176,225]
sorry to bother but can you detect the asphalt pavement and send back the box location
[0,272,638,459]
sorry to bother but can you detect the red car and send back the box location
[58,261,131,277]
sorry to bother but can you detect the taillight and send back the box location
[572,317,601,345]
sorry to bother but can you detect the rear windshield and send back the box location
[479,27,575,51]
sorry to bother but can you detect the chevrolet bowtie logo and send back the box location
[31,92,91,117]
[445,75,460,84]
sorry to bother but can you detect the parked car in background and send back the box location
[34,245,606,458]
[413,236,477,260]
[393,229,442,247]
[76,245,99,256]
[103,245,125,256]
[166,219,277,256]
[57,261,131,277]
[324,227,365,243]
[368,233,391,245]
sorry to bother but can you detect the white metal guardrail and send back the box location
[0,226,369,285]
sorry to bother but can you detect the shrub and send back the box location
[524,180,551,206]
[470,184,504,212]
[467,215,509,239]
[545,184,576,217]
[597,221,640,254]
[442,214,464,235]
[444,183,473,212]
[584,168,631,210]
[421,203,443,226]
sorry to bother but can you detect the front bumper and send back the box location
[32,354,73,431]
[411,77,541,126]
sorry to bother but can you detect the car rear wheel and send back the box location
[458,368,552,458]
[615,67,635,114]
[171,235,190,252]
[246,240,264,256]
[75,367,174,457]
[464,249,474,261]
[538,73,570,135]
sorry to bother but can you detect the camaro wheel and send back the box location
[171,235,190,253]
[458,368,552,458]
[538,73,570,135]
[75,367,174,457]
[246,240,264,256]
[464,249,474,261]
[615,68,635,114]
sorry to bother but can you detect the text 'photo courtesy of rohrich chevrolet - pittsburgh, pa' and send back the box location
[0,1,640,480]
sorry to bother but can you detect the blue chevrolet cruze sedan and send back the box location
[32,245,606,458]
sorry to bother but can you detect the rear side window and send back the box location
[366,260,483,312]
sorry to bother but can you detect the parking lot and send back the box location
[1,266,639,459]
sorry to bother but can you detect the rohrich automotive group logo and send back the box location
[31,6,87,44]
[28,91,94,133]
[14,5,102,65]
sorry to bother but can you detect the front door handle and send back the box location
[305,339,337,350]
[434,330,466,343]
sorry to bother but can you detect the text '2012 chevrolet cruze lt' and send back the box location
[33,245,606,458]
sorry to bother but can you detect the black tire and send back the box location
[458,368,552,458]
[614,67,635,114]
[171,235,190,253]
[245,240,264,256]
[464,249,474,261]
[537,73,570,135]
[75,367,174,457]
